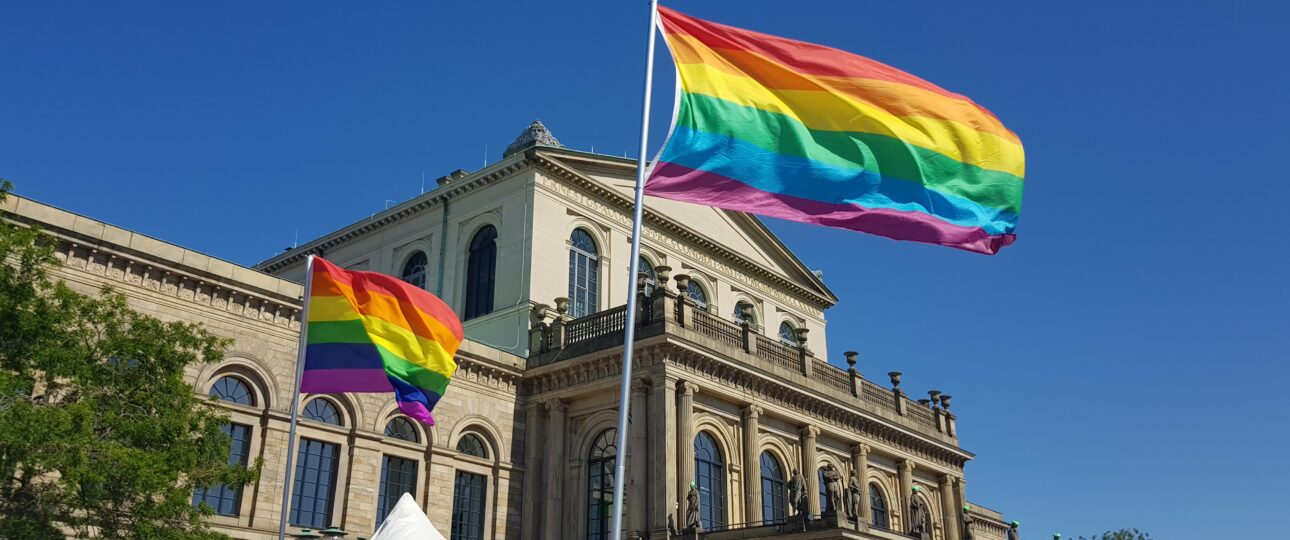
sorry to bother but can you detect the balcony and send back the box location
[527,274,959,444]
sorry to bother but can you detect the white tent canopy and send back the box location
[370,493,448,540]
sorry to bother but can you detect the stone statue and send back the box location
[685,482,701,531]
[908,498,928,535]
[1005,519,1019,540]
[786,468,806,517]
[821,463,844,515]
[959,507,977,540]
[845,471,862,518]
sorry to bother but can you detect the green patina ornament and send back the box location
[912,486,921,492]
[1012,521,1020,526]
[690,481,697,488]
[963,505,971,511]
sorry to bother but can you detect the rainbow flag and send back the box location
[301,257,463,425]
[648,7,1025,254]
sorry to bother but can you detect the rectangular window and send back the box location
[377,455,419,524]
[450,471,487,540]
[192,422,252,516]
[290,438,339,528]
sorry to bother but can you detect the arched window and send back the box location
[778,322,799,346]
[384,417,420,443]
[568,229,599,318]
[456,434,489,459]
[209,376,254,406]
[686,280,708,309]
[734,301,756,327]
[401,251,429,290]
[464,226,497,320]
[868,484,889,529]
[302,398,342,425]
[759,452,786,523]
[638,256,656,296]
[452,434,489,540]
[586,429,617,540]
[694,432,726,530]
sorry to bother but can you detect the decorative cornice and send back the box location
[255,158,535,273]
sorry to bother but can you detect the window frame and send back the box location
[401,251,429,290]
[868,483,889,529]
[693,432,726,530]
[586,429,617,540]
[567,229,600,318]
[464,225,498,320]
[759,451,786,523]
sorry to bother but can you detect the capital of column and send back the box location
[742,404,763,419]
[899,459,915,473]
[544,398,567,412]
[679,380,698,397]
[631,378,652,396]
[800,425,819,439]
[852,443,870,457]
[938,474,954,488]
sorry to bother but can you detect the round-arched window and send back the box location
[759,452,786,522]
[401,251,429,290]
[734,301,756,327]
[302,398,342,425]
[568,229,600,318]
[384,417,420,443]
[464,225,498,320]
[694,432,726,529]
[868,484,889,528]
[778,322,799,345]
[209,375,254,406]
[586,429,617,540]
[687,281,708,309]
[638,256,656,296]
[457,433,489,459]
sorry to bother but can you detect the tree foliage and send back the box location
[0,181,255,539]
[1076,529,1153,540]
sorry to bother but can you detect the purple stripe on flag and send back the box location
[301,368,393,393]
[647,162,1015,255]
[398,400,435,426]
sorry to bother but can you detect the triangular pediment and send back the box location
[533,149,836,307]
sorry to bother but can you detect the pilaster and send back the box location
[649,375,678,534]
[852,444,872,526]
[543,399,567,540]
[676,380,697,511]
[741,405,763,523]
[800,425,819,516]
[939,475,960,540]
[521,402,541,540]
[898,460,915,528]
[628,379,651,536]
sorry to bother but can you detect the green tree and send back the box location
[0,181,256,539]
[1076,529,1153,540]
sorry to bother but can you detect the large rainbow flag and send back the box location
[301,257,462,425]
[648,7,1025,254]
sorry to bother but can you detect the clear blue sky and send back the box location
[3,1,1286,538]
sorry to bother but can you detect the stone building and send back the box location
[3,121,1014,540]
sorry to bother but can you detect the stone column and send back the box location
[741,405,763,523]
[628,379,650,536]
[649,376,678,538]
[676,381,697,509]
[939,475,960,540]
[521,403,541,540]
[800,425,819,516]
[543,399,567,540]
[852,444,871,526]
[898,460,915,528]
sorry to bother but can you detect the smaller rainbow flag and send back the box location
[301,257,462,425]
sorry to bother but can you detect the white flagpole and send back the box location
[609,2,659,540]
[278,254,317,539]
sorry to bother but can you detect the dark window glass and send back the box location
[290,438,339,528]
[869,484,888,529]
[568,229,599,318]
[759,452,785,523]
[464,226,497,320]
[734,302,756,327]
[384,417,420,443]
[192,422,252,516]
[638,257,656,296]
[687,281,708,309]
[402,251,429,289]
[586,429,617,540]
[376,455,418,524]
[450,471,487,540]
[302,399,341,425]
[817,469,830,514]
[457,434,488,459]
[210,376,254,406]
[778,322,799,345]
[694,432,725,529]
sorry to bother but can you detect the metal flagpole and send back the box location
[278,254,316,539]
[609,1,659,540]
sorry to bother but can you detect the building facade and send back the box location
[3,122,1013,540]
